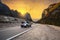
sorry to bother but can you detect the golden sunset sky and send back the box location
[2,0,60,19]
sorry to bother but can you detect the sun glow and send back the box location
[19,9,26,15]
[2,0,50,19]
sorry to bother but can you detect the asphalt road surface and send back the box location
[0,23,30,40]
[13,24,60,40]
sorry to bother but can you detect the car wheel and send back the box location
[30,25,31,27]
[21,25,24,28]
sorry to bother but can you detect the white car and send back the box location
[21,21,31,28]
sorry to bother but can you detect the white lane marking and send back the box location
[6,28,32,40]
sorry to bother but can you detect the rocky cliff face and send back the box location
[0,2,11,16]
[37,2,60,26]
[10,10,22,18]
[0,1,23,19]
[24,12,33,21]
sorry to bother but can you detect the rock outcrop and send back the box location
[0,1,22,18]
[0,1,11,16]
[37,2,60,26]
[24,12,33,22]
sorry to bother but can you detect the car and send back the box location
[21,21,31,28]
